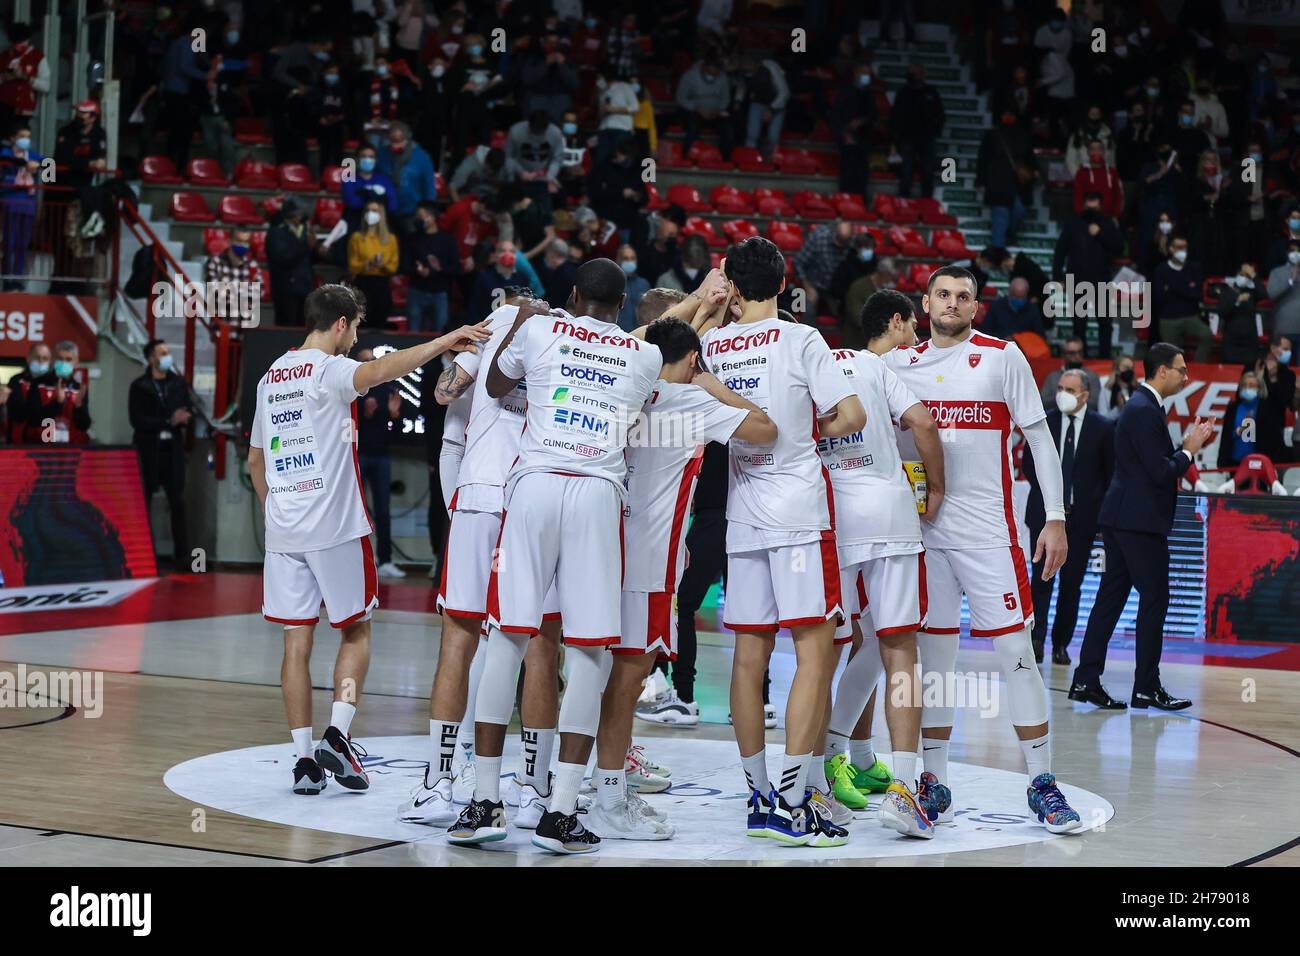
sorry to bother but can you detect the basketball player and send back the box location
[699,237,866,847]
[817,290,948,839]
[401,296,566,828]
[589,317,777,839]
[249,284,488,794]
[885,267,1083,834]
[448,259,663,854]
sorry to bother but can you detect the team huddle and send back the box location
[249,236,1085,855]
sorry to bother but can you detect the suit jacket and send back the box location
[1025,408,1114,535]
[1099,385,1191,535]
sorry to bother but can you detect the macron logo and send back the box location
[705,327,780,356]
[551,319,640,349]
[266,363,313,384]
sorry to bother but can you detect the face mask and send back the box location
[1055,391,1079,414]
[620,260,638,275]
[54,360,73,379]
[14,136,31,151]
[1289,251,1300,265]
[856,74,871,88]
[858,249,874,262]
[631,82,641,94]
[324,73,339,86]
[227,31,240,45]
[390,141,405,154]
[359,156,376,173]
[1158,221,1173,234]
[376,65,389,78]
[1140,26,1151,37]
[703,72,717,83]
[562,122,577,136]
[432,64,445,78]
[1119,368,1135,384]
[1009,296,1026,309]
[1146,86,1159,98]
[452,25,465,35]
[1089,151,1104,164]
[1180,114,1194,127]
[1051,20,1065,32]
[1172,249,1188,263]
[467,44,482,57]
[585,18,597,29]
[232,243,249,257]
[365,210,381,226]
[29,361,49,376]
[1251,152,1263,164]
[158,354,175,372]
[1238,275,1254,289]
[1288,218,1300,232]
[1280,350,1293,364]
[1240,388,1259,402]
[1115,45,1128,57]
[498,252,517,269]
[1204,163,1218,175]
[314,50,329,62]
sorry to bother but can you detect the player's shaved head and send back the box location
[637,287,685,326]
[573,257,627,311]
[643,317,700,365]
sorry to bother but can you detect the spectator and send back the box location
[413,56,452,166]
[843,265,890,349]
[53,100,107,235]
[0,125,43,289]
[348,200,400,326]
[1248,334,1297,465]
[4,341,50,443]
[616,244,650,331]
[597,72,640,166]
[1190,79,1230,146]
[499,184,552,269]
[995,246,1051,304]
[449,143,521,201]
[130,339,192,569]
[1266,239,1300,339]
[571,205,621,262]
[535,238,577,307]
[1217,371,1266,468]
[378,121,437,230]
[1099,353,1137,420]
[675,58,732,159]
[1040,337,1103,412]
[1168,99,1213,165]
[1033,7,1072,57]
[1116,100,1157,201]
[1265,206,1300,272]
[270,34,332,165]
[879,0,917,47]
[1142,211,1178,275]
[1152,236,1211,361]
[446,33,503,159]
[393,0,438,64]
[635,206,684,285]
[630,76,658,157]
[1217,262,1263,365]
[793,220,855,316]
[656,233,710,293]
[354,346,405,578]
[1051,192,1123,356]
[1065,104,1115,176]
[830,63,877,198]
[1037,48,1075,143]
[309,60,350,172]
[740,54,789,161]
[469,239,531,320]
[1073,139,1124,221]
[192,21,245,180]
[31,341,90,444]
[1137,142,1183,265]
[158,16,209,169]
[403,200,460,332]
[588,135,646,239]
[266,198,317,325]
[993,65,1036,128]
[507,110,565,212]
[341,144,398,229]
[607,12,645,80]
[519,28,579,121]
[1182,148,1241,276]
[1241,140,1272,267]
[829,232,877,320]
[0,22,50,137]
[440,190,499,273]
[977,112,1032,248]
[891,64,945,198]
[983,277,1046,341]
[571,13,607,70]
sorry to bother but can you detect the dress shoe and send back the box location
[1131,686,1192,711]
[1032,641,1044,664]
[1068,682,1127,709]
[1051,647,1071,665]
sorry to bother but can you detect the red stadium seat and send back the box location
[887,226,936,258]
[835,198,871,220]
[235,159,278,190]
[391,274,410,308]
[314,197,344,230]
[709,184,740,205]
[233,117,272,144]
[683,216,726,247]
[909,262,937,290]
[666,184,709,212]
[721,218,759,242]
[731,146,769,173]
[219,194,265,225]
[756,195,796,216]
[660,141,690,169]
[752,187,786,203]
[772,147,821,175]
[186,158,230,187]
[203,228,230,256]
[715,193,755,215]
[321,165,344,194]
[249,230,267,262]
[170,191,215,222]
[914,197,958,225]
[872,193,920,224]
[791,190,835,219]
[279,163,319,192]
[932,228,976,259]
[141,155,183,185]
[644,182,669,211]
[687,142,732,170]
[767,220,804,250]
[864,226,900,256]
[1232,454,1279,494]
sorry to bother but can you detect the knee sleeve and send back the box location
[829,635,882,736]
[558,645,611,738]
[474,629,529,727]
[457,635,488,746]
[918,632,959,731]
[992,628,1049,727]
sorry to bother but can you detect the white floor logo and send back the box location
[49,887,151,936]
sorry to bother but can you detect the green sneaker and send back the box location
[825,753,868,810]
[851,757,894,794]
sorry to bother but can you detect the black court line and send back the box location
[304,841,408,864]
[0,704,77,730]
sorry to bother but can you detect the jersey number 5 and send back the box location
[1003,592,1018,611]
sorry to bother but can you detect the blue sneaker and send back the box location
[763,789,811,845]
[1027,772,1083,834]
[747,789,772,838]
[916,771,952,822]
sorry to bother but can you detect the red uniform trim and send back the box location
[351,403,375,529]
[920,626,960,634]
[917,551,929,622]
[564,636,619,647]
[498,623,539,635]
[780,613,838,629]
[1000,423,1018,545]
[970,621,1027,637]
[663,455,703,590]
[1011,544,1033,626]
[485,509,507,625]
[819,530,842,621]
[969,332,1009,350]
[360,536,378,607]
[264,615,319,626]
[876,622,921,637]
[441,607,486,621]
[542,611,562,622]
[726,622,780,633]
[331,607,373,628]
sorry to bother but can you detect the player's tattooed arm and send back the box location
[435,364,474,405]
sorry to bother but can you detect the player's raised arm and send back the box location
[486,299,557,398]
[434,363,475,405]
[691,369,777,443]
[354,321,492,394]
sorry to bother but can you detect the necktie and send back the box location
[1062,416,1076,509]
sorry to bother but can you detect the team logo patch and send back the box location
[909,354,919,364]
[969,354,982,368]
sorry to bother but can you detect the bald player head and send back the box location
[570,258,627,321]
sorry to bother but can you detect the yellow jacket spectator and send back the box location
[348,201,400,326]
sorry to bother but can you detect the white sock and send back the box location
[778,752,812,802]
[291,726,313,759]
[330,701,356,735]
[809,754,827,794]
[551,760,586,815]
[849,738,876,770]
[474,754,502,802]
[1021,733,1051,781]
[893,751,918,792]
[520,726,556,791]
[430,719,459,782]
[740,749,769,794]
[595,766,625,810]
[921,737,949,782]
[825,732,848,760]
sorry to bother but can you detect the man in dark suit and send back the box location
[1024,369,1115,665]
[1070,343,1215,710]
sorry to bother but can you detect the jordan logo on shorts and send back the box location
[1013,657,1030,672]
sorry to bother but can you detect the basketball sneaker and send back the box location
[635,689,700,726]
[825,790,853,828]
[586,799,674,840]
[878,781,936,839]
[638,669,671,704]
[916,771,952,823]
[1027,772,1083,834]
[825,753,868,810]
[451,760,476,805]
[747,789,772,838]
[397,770,456,825]
[628,744,671,778]
[314,726,370,791]
[727,705,779,729]
[532,808,601,854]
[446,798,507,845]
[805,789,851,847]
[511,775,552,830]
[627,789,668,823]
[625,746,671,793]
[851,757,894,794]
[292,756,327,795]
[763,789,809,844]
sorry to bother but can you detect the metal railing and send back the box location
[0,180,110,287]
